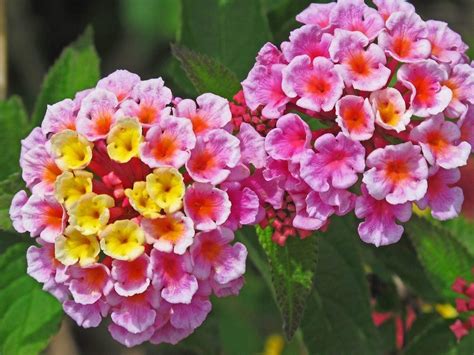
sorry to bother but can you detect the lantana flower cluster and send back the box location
[9,70,266,347]
[241,0,474,246]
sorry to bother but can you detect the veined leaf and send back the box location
[0,243,63,355]
[171,44,240,100]
[31,27,100,126]
[180,0,272,78]
[405,216,474,300]
[301,217,381,355]
[257,226,318,340]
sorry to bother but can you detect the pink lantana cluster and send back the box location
[451,274,474,341]
[9,70,265,347]
[241,0,474,246]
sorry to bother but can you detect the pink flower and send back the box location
[150,250,198,304]
[242,45,289,119]
[265,113,311,160]
[183,183,231,231]
[118,78,172,126]
[111,254,152,296]
[26,241,68,301]
[443,64,474,118]
[296,3,335,29]
[335,95,375,141]
[20,143,62,196]
[42,99,77,135]
[426,20,468,65]
[370,88,412,132]
[175,93,231,135]
[355,185,412,247]
[330,30,391,91]
[150,323,194,345]
[378,12,431,63]
[76,88,118,140]
[108,323,154,347]
[243,169,285,209]
[363,142,428,204]
[300,133,366,192]
[459,106,474,151]
[320,187,356,216]
[417,167,463,220]
[373,0,415,22]
[9,190,28,233]
[190,228,247,285]
[186,129,240,185]
[330,0,384,40]
[221,182,262,230]
[68,264,113,305]
[281,25,332,62]
[140,116,196,169]
[237,123,266,169]
[21,127,46,160]
[410,114,471,169]
[213,278,244,298]
[141,213,194,255]
[96,69,141,102]
[21,194,65,243]
[282,56,344,112]
[291,190,327,231]
[398,60,452,117]
[64,299,109,328]
[108,287,160,334]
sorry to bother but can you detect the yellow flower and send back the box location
[68,192,115,235]
[125,181,162,218]
[435,303,458,319]
[99,219,145,260]
[55,226,100,266]
[54,170,93,209]
[146,167,185,213]
[263,334,285,355]
[50,129,93,170]
[106,117,142,163]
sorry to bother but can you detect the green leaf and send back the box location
[31,27,100,126]
[360,236,441,302]
[256,226,318,340]
[180,0,272,78]
[171,44,240,100]
[0,173,26,232]
[436,216,474,257]
[301,217,381,355]
[405,216,474,300]
[404,314,474,355]
[0,243,63,355]
[0,97,29,179]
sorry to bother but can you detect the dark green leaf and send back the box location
[0,97,29,179]
[301,217,381,355]
[257,226,318,340]
[405,216,474,300]
[360,236,441,302]
[180,0,272,78]
[404,313,474,355]
[171,44,240,100]
[0,243,63,355]
[31,27,100,126]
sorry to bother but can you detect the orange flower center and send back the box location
[152,134,178,161]
[138,105,158,124]
[393,36,412,58]
[191,115,209,134]
[201,240,222,262]
[385,159,409,183]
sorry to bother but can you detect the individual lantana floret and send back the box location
[240,0,472,248]
[11,70,255,347]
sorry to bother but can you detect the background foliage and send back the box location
[2,0,474,354]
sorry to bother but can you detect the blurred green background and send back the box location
[4,0,474,354]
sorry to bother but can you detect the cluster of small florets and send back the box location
[9,70,267,347]
[451,274,474,341]
[241,0,474,246]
